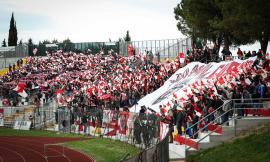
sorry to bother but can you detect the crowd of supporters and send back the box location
[0,47,269,143]
[158,50,270,142]
[0,50,181,116]
[185,46,218,63]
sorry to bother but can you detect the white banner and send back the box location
[13,121,31,130]
[130,57,256,113]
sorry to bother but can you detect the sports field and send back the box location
[0,128,139,162]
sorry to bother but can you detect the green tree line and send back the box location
[174,0,270,53]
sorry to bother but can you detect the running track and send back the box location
[0,136,94,162]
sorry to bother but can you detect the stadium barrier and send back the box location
[182,98,270,155]
[122,132,169,162]
[53,107,170,161]
[0,105,34,128]
[1,101,55,130]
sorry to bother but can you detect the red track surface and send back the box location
[0,136,94,162]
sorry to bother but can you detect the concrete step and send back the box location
[13,112,24,115]
[198,141,222,150]
[221,125,234,130]
[221,127,235,135]
[24,109,34,112]
[169,144,185,159]
[170,159,186,162]
[4,116,13,119]
[210,133,234,142]
[186,149,197,156]
[25,107,34,110]
[235,117,270,133]
[172,117,270,161]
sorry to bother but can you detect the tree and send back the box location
[212,0,255,48]
[174,0,225,50]
[27,38,35,56]
[61,38,75,52]
[2,39,7,47]
[28,38,33,46]
[52,39,58,44]
[42,40,51,44]
[8,12,18,46]
[174,0,257,51]
[236,0,270,53]
[124,30,131,42]
[18,39,23,45]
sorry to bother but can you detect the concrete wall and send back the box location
[0,57,23,69]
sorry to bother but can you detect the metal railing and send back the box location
[55,107,170,161]
[129,38,192,59]
[184,98,270,154]
[0,45,28,68]
[123,132,169,162]
[1,100,55,129]
[184,100,232,151]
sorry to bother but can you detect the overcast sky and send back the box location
[0,0,184,43]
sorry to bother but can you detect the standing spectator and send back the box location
[221,47,232,61]
[168,108,174,143]
[17,59,20,67]
[192,112,199,139]
[242,88,252,116]
[12,64,16,71]
[245,51,252,58]
[176,109,184,136]
[232,87,242,117]
[82,113,89,135]
[8,64,12,72]
[156,52,160,63]
[237,48,243,59]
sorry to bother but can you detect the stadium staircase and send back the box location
[3,101,55,129]
[3,106,35,128]
[0,58,26,76]
[169,100,270,161]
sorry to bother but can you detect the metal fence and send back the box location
[123,133,169,162]
[129,38,192,59]
[33,107,55,129]
[57,108,71,133]
[74,42,119,54]
[52,107,169,161]
[73,38,192,60]
[0,105,34,128]
[184,98,270,155]
[1,101,55,129]
[0,45,28,68]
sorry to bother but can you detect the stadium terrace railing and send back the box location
[184,98,270,155]
[0,101,55,130]
[129,38,192,59]
[122,132,169,162]
[183,100,231,150]
[55,107,170,162]
[0,45,28,68]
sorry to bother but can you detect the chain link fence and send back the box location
[0,45,28,69]
[52,107,169,162]
[74,42,119,54]
[127,38,192,59]
[73,38,192,60]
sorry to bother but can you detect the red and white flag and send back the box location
[179,52,185,64]
[13,83,28,98]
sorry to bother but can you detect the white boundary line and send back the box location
[0,146,26,162]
